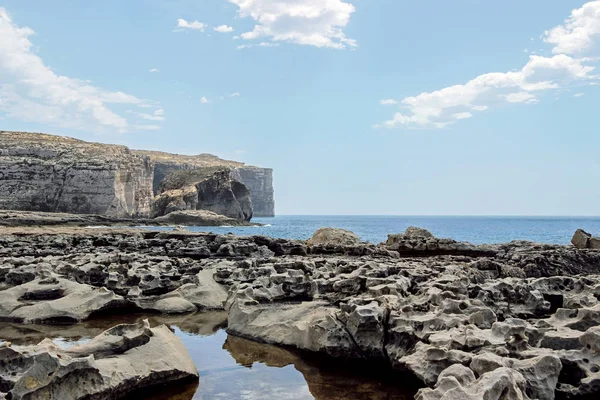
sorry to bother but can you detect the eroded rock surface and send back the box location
[2,226,600,399]
[0,320,198,399]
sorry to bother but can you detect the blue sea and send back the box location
[181,215,600,245]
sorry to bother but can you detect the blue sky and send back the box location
[1,0,599,215]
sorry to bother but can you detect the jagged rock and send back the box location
[2,226,600,398]
[385,227,495,257]
[416,366,531,400]
[400,343,473,386]
[307,227,361,246]
[0,320,198,399]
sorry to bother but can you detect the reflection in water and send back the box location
[0,312,419,400]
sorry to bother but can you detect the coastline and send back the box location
[1,222,600,399]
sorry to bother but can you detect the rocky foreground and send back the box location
[1,226,600,399]
[0,320,198,399]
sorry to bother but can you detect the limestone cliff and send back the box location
[151,168,253,221]
[134,150,275,217]
[231,167,275,217]
[0,131,153,218]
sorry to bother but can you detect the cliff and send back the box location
[0,131,153,218]
[134,150,275,217]
[151,168,253,221]
[231,167,275,217]
[0,131,274,219]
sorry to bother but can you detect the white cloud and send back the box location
[543,1,600,54]
[504,91,537,103]
[378,1,600,129]
[149,68,159,73]
[377,54,595,129]
[133,124,161,131]
[0,8,157,133]
[177,18,206,31]
[380,99,397,105]
[228,0,357,49]
[214,25,234,33]
[138,108,165,121]
[574,92,586,97]
[200,96,211,104]
[229,92,241,97]
[237,42,280,50]
[453,112,473,120]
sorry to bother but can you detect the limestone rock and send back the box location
[135,149,275,217]
[231,167,275,217]
[2,226,600,398]
[307,228,361,246]
[572,229,592,249]
[151,168,253,221]
[571,229,600,250]
[154,210,259,226]
[416,366,531,400]
[0,320,198,399]
[0,131,153,218]
[227,301,361,358]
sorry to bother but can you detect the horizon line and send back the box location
[267,214,600,218]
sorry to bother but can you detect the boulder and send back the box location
[404,226,435,238]
[572,229,592,249]
[0,320,198,399]
[227,300,361,358]
[307,228,361,246]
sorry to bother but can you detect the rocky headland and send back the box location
[1,224,600,399]
[132,148,275,217]
[0,131,275,224]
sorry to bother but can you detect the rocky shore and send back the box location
[1,224,600,399]
[0,209,260,227]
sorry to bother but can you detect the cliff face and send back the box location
[231,167,275,217]
[0,131,154,218]
[151,168,253,221]
[135,150,275,217]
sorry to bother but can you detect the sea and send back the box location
[183,215,600,245]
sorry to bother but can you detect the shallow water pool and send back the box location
[0,312,419,399]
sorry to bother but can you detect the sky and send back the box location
[0,0,600,216]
